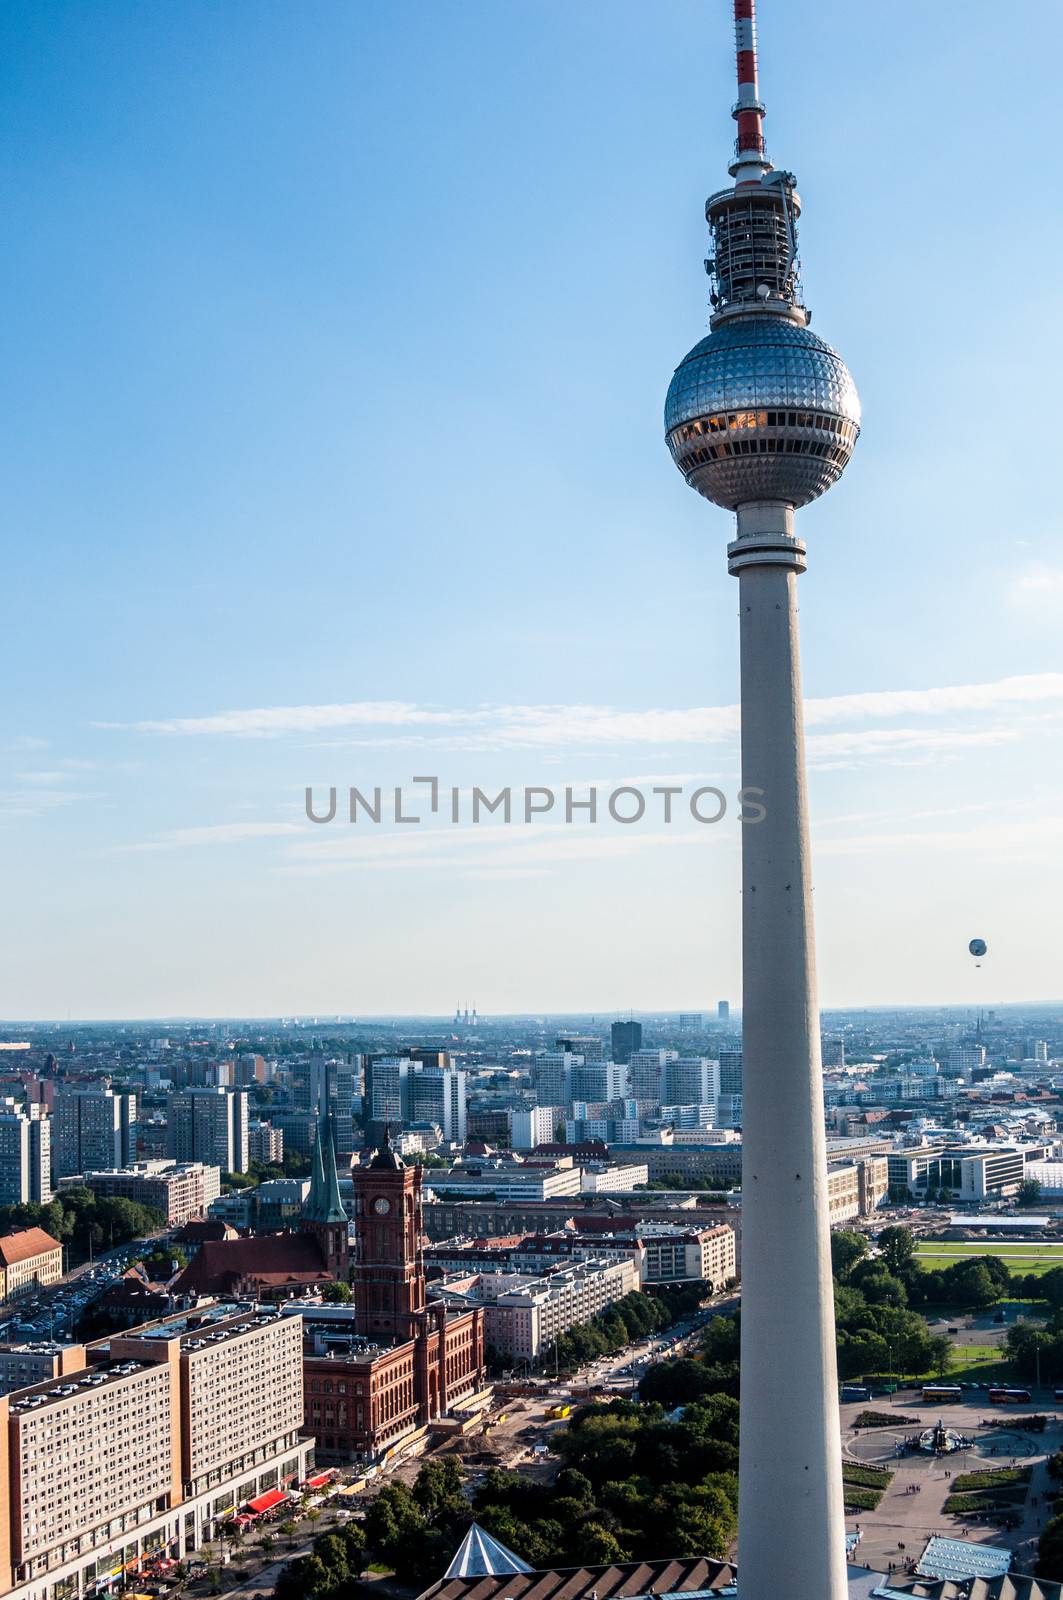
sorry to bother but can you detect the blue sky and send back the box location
[2,1,1062,1019]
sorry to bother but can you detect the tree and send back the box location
[1019,1177,1043,1208]
[830,1231,869,1280]
[928,1336,954,1377]
[321,1281,351,1303]
[1039,1514,1063,1581]
[877,1225,916,1276]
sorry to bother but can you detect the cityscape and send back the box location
[2,3,1062,1600]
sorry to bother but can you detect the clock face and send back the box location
[372,1196,391,1216]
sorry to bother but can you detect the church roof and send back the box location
[171,1232,331,1295]
[443,1524,533,1579]
[303,1110,348,1224]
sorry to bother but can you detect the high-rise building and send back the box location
[610,1020,642,1064]
[717,1001,730,1022]
[0,1103,52,1205]
[719,1047,743,1097]
[531,1052,575,1110]
[364,1055,410,1138]
[663,1,861,1589]
[409,1063,467,1144]
[53,1088,135,1179]
[570,1061,629,1104]
[678,1013,703,1032]
[166,1088,249,1173]
[663,1056,720,1109]
[628,1049,674,1105]
[555,1035,604,1061]
[821,1037,846,1068]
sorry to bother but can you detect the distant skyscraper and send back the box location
[54,1089,136,1179]
[717,1001,730,1022]
[532,1052,575,1109]
[678,1013,703,1032]
[821,1037,846,1068]
[610,1020,643,1065]
[166,1088,248,1173]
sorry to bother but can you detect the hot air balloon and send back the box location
[969,938,987,966]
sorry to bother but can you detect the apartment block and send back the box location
[439,1255,640,1360]
[634,1223,736,1287]
[166,1090,248,1175]
[0,1302,311,1600]
[53,1093,135,1181]
[74,1164,221,1227]
[0,1345,86,1398]
[0,1108,51,1207]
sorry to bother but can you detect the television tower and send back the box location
[664,5,860,1599]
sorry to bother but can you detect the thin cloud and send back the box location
[97,672,1063,749]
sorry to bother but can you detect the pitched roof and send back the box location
[171,1232,330,1295]
[444,1525,533,1579]
[0,1227,62,1266]
[419,1555,737,1600]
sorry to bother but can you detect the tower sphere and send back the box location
[665,314,860,511]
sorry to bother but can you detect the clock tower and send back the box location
[351,1131,426,1340]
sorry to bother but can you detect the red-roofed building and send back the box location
[0,1227,63,1302]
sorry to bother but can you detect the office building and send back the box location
[54,1090,136,1180]
[717,1001,730,1022]
[166,1089,249,1174]
[554,1036,603,1062]
[634,1223,737,1287]
[364,1055,410,1139]
[610,1020,642,1065]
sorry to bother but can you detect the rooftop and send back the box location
[0,1227,62,1266]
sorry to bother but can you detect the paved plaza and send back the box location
[842,1393,1061,1578]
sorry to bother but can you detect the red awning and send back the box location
[246,1489,288,1515]
[303,1471,332,1489]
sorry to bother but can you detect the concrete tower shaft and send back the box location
[729,505,848,1600]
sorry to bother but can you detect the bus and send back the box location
[922,1384,962,1403]
[840,1385,869,1402]
[988,1387,1032,1404]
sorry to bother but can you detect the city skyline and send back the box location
[2,0,1061,1017]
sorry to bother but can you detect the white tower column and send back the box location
[729,500,847,1600]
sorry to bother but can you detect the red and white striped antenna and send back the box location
[731,0,771,184]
